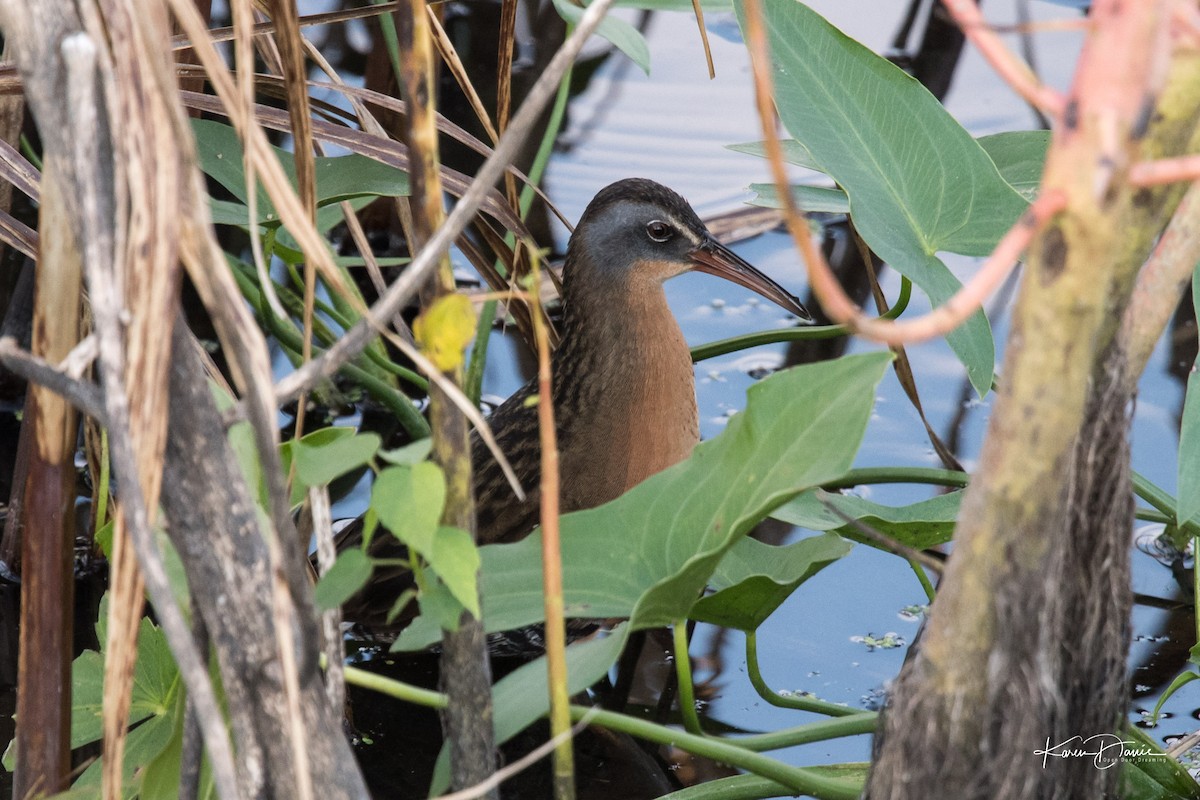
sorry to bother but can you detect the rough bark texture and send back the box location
[161,321,368,800]
[432,375,497,796]
[865,4,1184,799]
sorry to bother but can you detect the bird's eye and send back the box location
[645,220,674,243]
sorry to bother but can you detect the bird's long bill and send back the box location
[689,237,813,321]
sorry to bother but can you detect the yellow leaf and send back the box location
[414,294,476,372]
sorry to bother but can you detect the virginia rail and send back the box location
[341,178,811,628]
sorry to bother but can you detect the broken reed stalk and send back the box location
[11,165,82,800]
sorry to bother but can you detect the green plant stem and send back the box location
[262,295,429,436]
[465,299,497,406]
[342,664,448,708]
[341,650,865,797]
[673,620,703,735]
[1133,471,1200,538]
[658,773,848,800]
[567,705,863,800]
[690,276,912,362]
[345,366,429,438]
[230,258,430,436]
[518,48,573,218]
[334,256,411,268]
[372,0,406,97]
[907,558,936,603]
[95,429,111,538]
[825,467,1178,529]
[1135,507,1172,524]
[19,134,42,171]
[280,261,428,390]
[731,712,877,752]
[823,466,969,490]
[744,631,860,716]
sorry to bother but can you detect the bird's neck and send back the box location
[553,276,700,506]
[555,275,688,392]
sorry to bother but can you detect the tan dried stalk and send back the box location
[10,164,82,800]
[77,2,187,795]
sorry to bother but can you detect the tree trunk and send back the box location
[161,321,368,799]
[866,4,1196,798]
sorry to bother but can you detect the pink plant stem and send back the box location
[940,0,1066,116]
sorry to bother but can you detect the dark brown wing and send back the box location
[471,379,542,545]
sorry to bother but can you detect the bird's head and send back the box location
[564,178,811,321]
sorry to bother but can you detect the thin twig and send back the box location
[1122,181,1200,384]
[0,336,107,423]
[0,207,37,260]
[1129,154,1200,186]
[170,1,404,50]
[689,0,715,79]
[816,492,945,575]
[0,135,40,200]
[310,486,345,715]
[939,0,1066,116]
[1166,726,1200,759]
[743,0,1063,348]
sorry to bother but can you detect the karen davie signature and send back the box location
[1033,734,1166,769]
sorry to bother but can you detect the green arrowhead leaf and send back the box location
[550,0,651,74]
[378,437,434,466]
[728,139,822,170]
[291,429,381,489]
[774,489,963,550]
[748,183,850,214]
[977,131,1051,201]
[736,0,1029,395]
[45,597,185,797]
[396,352,893,651]
[418,574,468,633]
[491,626,633,750]
[192,118,410,228]
[67,609,180,751]
[690,533,852,630]
[72,713,179,798]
